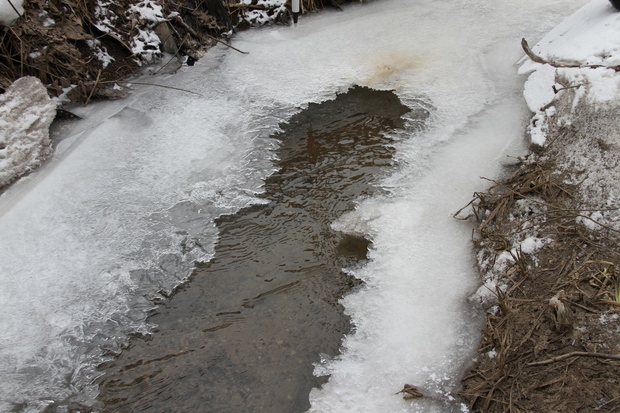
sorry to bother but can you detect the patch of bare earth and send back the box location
[460,79,620,412]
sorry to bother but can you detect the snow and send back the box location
[526,0,620,66]
[520,237,547,254]
[516,0,620,235]
[523,65,558,112]
[128,0,166,25]
[0,0,23,25]
[86,39,115,68]
[131,27,162,63]
[242,0,287,26]
[0,77,56,188]
[0,0,605,411]
[520,0,620,146]
[93,0,166,65]
[38,10,55,27]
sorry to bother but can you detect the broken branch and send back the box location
[521,38,620,72]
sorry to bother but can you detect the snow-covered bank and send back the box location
[520,0,620,149]
[0,0,338,101]
[0,0,590,411]
[474,0,620,303]
[520,0,620,222]
[463,1,620,410]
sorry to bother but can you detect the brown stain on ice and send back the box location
[364,51,429,87]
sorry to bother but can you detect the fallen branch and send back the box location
[81,79,203,97]
[115,81,203,96]
[527,351,620,367]
[553,84,582,94]
[172,15,198,37]
[205,33,249,54]
[133,82,202,95]
[521,38,620,72]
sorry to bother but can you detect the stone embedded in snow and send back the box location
[0,76,56,188]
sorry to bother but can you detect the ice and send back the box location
[310,97,534,412]
[0,0,591,410]
[0,55,280,409]
[0,0,23,25]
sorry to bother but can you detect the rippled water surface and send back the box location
[94,86,427,412]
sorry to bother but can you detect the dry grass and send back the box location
[460,147,620,412]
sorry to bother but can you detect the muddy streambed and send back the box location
[91,86,427,412]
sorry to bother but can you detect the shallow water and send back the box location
[93,86,426,412]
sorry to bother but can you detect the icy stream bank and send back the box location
[0,0,590,411]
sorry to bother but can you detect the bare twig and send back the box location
[85,69,102,105]
[172,15,198,37]
[527,351,620,367]
[553,84,582,94]
[103,80,202,96]
[204,33,249,54]
[7,0,22,18]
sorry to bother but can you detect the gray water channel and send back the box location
[82,86,428,413]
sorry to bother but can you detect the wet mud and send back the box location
[95,86,424,413]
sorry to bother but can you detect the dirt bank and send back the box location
[460,71,620,412]
[0,0,349,102]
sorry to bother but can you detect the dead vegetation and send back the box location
[0,0,347,102]
[459,135,620,411]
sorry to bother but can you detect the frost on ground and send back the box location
[0,76,56,189]
[462,1,620,411]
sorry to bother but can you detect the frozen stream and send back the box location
[0,0,587,412]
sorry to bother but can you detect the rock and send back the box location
[0,76,56,188]
[154,22,178,54]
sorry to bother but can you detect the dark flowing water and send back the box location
[93,86,425,413]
